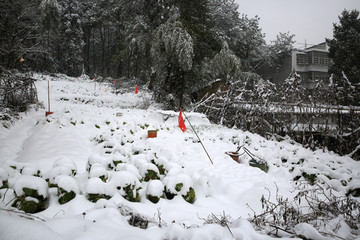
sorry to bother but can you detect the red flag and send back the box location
[178,110,186,132]
[135,84,138,94]
[113,79,116,84]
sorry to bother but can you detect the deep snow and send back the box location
[0,73,359,240]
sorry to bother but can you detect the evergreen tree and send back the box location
[38,0,61,72]
[233,15,266,72]
[58,0,85,76]
[208,0,241,52]
[173,0,220,63]
[327,9,360,85]
[0,0,41,69]
[151,21,194,109]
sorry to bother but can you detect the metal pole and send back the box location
[182,112,214,165]
[48,80,50,112]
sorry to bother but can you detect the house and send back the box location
[260,42,331,89]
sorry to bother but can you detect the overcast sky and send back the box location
[235,0,360,48]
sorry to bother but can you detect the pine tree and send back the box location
[151,21,194,109]
[58,0,85,76]
[38,0,61,72]
[0,0,40,69]
[327,9,360,85]
[174,0,220,63]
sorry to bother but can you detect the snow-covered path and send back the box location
[0,73,359,240]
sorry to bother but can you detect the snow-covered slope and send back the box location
[0,73,359,240]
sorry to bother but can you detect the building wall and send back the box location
[259,42,331,89]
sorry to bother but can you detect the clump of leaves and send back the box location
[144,169,160,182]
[87,193,112,203]
[122,185,141,202]
[58,188,76,204]
[12,187,48,213]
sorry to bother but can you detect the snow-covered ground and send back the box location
[0,73,359,240]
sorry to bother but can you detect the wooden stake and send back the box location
[183,112,214,165]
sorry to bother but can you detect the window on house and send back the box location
[296,53,306,65]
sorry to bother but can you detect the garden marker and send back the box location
[45,80,53,116]
[182,111,213,165]
[135,84,138,94]
[94,77,97,95]
[178,110,186,132]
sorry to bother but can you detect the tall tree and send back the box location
[0,0,41,69]
[174,0,220,63]
[58,0,85,76]
[266,32,295,70]
[233,15,266,72]
[151,21,194,109]
[327,9,360,85]
[38,0,61,72]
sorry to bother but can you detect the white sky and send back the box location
[235,0,360,48]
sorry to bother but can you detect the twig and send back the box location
[0,208,45,222]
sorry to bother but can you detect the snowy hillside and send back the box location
[0,73,359,240]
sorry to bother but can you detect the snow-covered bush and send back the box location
[12,175,49,213]
[89,163,108,182]
[110,171,141,202]
[146,180,164,203]
[249,183,360,239]
[53,157,77,176]
[139,163,160,182]
[110,152,127,169]
[44,166,74,187]
[85,178,116,203]
[87,153,110,172]
[115,163,141,180]
[54,175,80,204]
[4,161,40,177]
[0,168,8,189]
[150,158,167,175]
[163,175,196,204]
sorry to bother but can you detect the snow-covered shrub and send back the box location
[54,175,80,204]
[0,168,8,189]
[4,161,40,177]
[150,158,167,175]
[249,183,360,239]
[115,163,141,180]
[139,163,160,182]
[12,175,49,213]
[87,153,110,172]
[53,157,77,176]
[85,178,116,203]
[44,166,73,187]
[89,163,108,182]
[146,180,164,203]
[110,153,128,169]
[110,171,141,202]
[163,175,196,203]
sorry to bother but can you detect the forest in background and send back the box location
[0,0,295,107]
[1,0,360,158]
